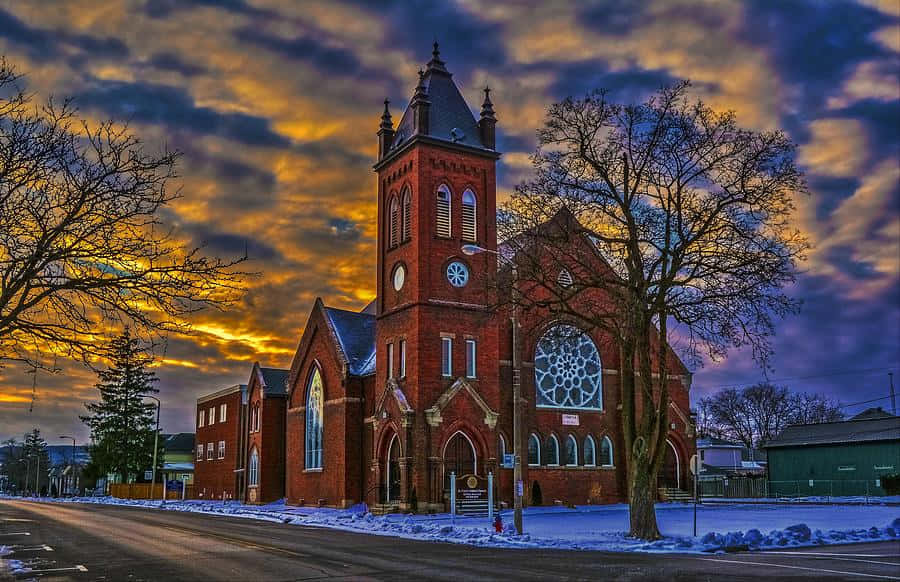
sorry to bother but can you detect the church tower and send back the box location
[372,44,501,509]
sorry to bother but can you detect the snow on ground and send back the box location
[0,495,897,555]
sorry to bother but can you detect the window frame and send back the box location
[399,339,407,378]
[401,188,412,242]
[305,367,324,470]
[465,339,476,379]
[198,410,204,428]
[219,403,227,423]
[583,435,597,467]
[196,443,204,461]
[441,337,453,377]
[389,195,400,248]
[217,440,225,460]
[436,184,452,238]
[545,435,560,466]
[600,435,614,467]
[248,448,259,486]
[565,434,578,466]
[461,189,477,242]
[527,433,541,466]
[387,342,395,380]
[208,407,215,425]
[206,442,214,461]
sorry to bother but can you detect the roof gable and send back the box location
[323,305,376,377]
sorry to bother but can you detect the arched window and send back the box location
[600,436,614,467]
[527,433,540,466]
[461,189,476,242]
[401,188,412,242]
[534,324,603,410]
[584,436,597,466]
[248,448,259,486]
[305,368,324,469]
[565,434,578,466]
[544,435,560,466]
[389,195,400,247]
[436,184,451,237]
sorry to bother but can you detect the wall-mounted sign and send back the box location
[562,414,580,426]
[502,453,515,468]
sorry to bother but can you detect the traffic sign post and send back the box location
[690,454,700,537]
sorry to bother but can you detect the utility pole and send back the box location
[890,372,896,416]
[145,396,162,503]
[462,243,524,534]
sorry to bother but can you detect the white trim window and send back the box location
[219,403,227,423]
[248,448,259,486]
[217,441,225,459]
[305,368,324,469]
[387,342,395,380]
[528,433,541,466]
[208,407,215,425]
[196,443,204,461]
[600,436,614,467]
[436,185,451,237]
[441,337,453,377]
[399,340,407,378]
[206,442,214,460]
[584,436,597,466]
[545,435,560,466]
[465,339,476,379]
[461,189,476,242]
[401,188,412,242]
[198,409,205,428]
[389,195,400,247]
[565,434,578,466]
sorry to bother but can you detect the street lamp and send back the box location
[145,395,162,503]
[59,435,76,496]
[461,243,524,535]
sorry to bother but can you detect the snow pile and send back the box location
[2,495,897,554]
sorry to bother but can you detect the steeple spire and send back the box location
[377,98,395,160]
[479,86,497,150]
[411,69,431,135]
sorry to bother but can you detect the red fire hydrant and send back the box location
[494,514,503,533]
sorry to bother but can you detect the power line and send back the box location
[838,395,892,409]
[696,366,897,391]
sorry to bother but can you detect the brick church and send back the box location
[194,46,695,511]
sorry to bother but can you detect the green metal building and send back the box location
[764,408,900,497]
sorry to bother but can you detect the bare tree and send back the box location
[0,58,250,369]
[701,383,843,449]
[500,82,808,539]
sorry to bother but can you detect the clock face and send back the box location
[392,264,406,291]
[446,261,469,287]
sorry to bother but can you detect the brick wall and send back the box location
[194,387,244,501]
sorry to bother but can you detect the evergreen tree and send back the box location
[21,428,50,494]
[80,330,161,483]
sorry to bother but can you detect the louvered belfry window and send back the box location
[436,185,451,237]
[389,196,400,247]
[401,188,412,242]
[462,189,476,242]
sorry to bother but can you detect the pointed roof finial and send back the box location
[379,98,393,130]
[480,85,495,119]
[427,40,448,73]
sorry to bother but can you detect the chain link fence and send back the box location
[699,477,888,499]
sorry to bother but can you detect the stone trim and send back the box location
[425,377,498,428]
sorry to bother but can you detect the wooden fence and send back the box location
[109,483,195,500]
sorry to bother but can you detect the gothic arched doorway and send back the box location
[660,439,681,489]
[443,431,477,490]
[385,434,402,503]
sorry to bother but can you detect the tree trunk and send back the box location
[628,453,661,539]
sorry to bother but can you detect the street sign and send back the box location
[502,453,515,468]
[516,480,524,497]
[144,470,153,481]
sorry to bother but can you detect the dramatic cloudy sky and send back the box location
[0,0,897,445]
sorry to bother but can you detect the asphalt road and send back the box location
[1,499,898,581]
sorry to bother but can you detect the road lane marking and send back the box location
[699,557,900,580]
[758,551,900,558]
[20,565,88,574]
[9,545,54,552]
[0,532,29,536]
[0,518,34,522]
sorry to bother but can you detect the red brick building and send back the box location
[194,384,246,501]
[245,363,289,503]
[274,46,695,511]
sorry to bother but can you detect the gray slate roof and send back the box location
[392,54,486,152]
[764,415,900,448]
[162,433,195,454]
[324,306,376,377]
[259,367,289,396]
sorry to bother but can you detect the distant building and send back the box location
[161,433,195,485]
[764,407,900,496]
[696,437,766,477]
[194,384,248,501]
